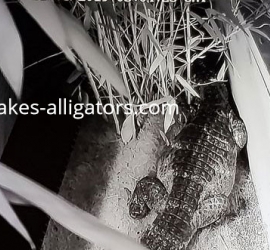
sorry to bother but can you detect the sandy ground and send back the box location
[42,113,269,250]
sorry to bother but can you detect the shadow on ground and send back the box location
[42,114,120,250]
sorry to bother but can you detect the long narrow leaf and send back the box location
[19,0,73,63]
[0,189,35,249]
[138,96,174,111]
[121,114,135,144]
[2,188,29,206]
[0,0,23,98]
[59,7,128,97]
[149,53,165,76]
[190,11,216,39]
[211,2,247,34]
[164,98,176,133]
[0,163,147,250]
[19,0,128,97]
[175,74,200,98]
[226,12,270,244]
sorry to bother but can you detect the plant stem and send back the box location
[186,3,191,104]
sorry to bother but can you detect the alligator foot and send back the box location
[192,194,229,229]
[129,176,168,219]
[229,110,247,149]
[224,194,246,223]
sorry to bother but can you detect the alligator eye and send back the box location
[129,203,150,219]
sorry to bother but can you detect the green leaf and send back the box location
[67,69,83,84]
[227,13,270,241]
[159,130,170,146]
[175,74,200,98]
[149,53,165,76]
[164,98,176,133]
[250,27,270,43]
[121,114,135,144]
[146,29,162,54]
[137,11,157,24]
[0,189,35,249]
[0,0,23,98]
[190,36,202,49]
[19,0,128,97]
[0,163,147,250]
[167,51,175,81]
[217,61,227,81]
[206,12,225,45]
[83,5,91,31]
[211,2,247,34]
[190,11,216,39]
[138,96,174,111]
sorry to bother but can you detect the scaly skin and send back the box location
[129,96,247,250]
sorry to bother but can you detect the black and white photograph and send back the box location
[0,0,270,250]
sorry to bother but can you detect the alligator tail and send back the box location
[140,179,202,250]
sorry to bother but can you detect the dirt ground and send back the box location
[42,113,269,250]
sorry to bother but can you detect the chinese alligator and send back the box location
[129,84,247,250]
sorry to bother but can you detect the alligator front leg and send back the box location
[129,176,168,219]
[229,110,247,149]
[191,194,229,230]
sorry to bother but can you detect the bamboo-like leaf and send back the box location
[0,163,147,250]
[212,1,239,25]
[149,53,166,76]
[81,90,89,106]
[83,5,91,30]
[159,130,170,146]
[207,15,225,45]
[67,69,83,84]
[0,189,35,249]
[137,11,157,24]
[217,61,226,81]
[2,189,29,206]
[19,0,75,63]
[146,29,162,54]
[0,0,23,98]
[167,51,175,81]
[190,11,216,39]
[204,8,231,25]
[139,96,174,111]
[132,50,142,66]
[250,27,270,43]
[226,12,270,243]
[190,36,201,49]
[140,27,148,55]
[19,0,128,97]
[57,7,128,97]
[121,114,135,144]
[164,98,176,133]
[211,2,246,34]
[160,54,168,77]
[175,74,200,98]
